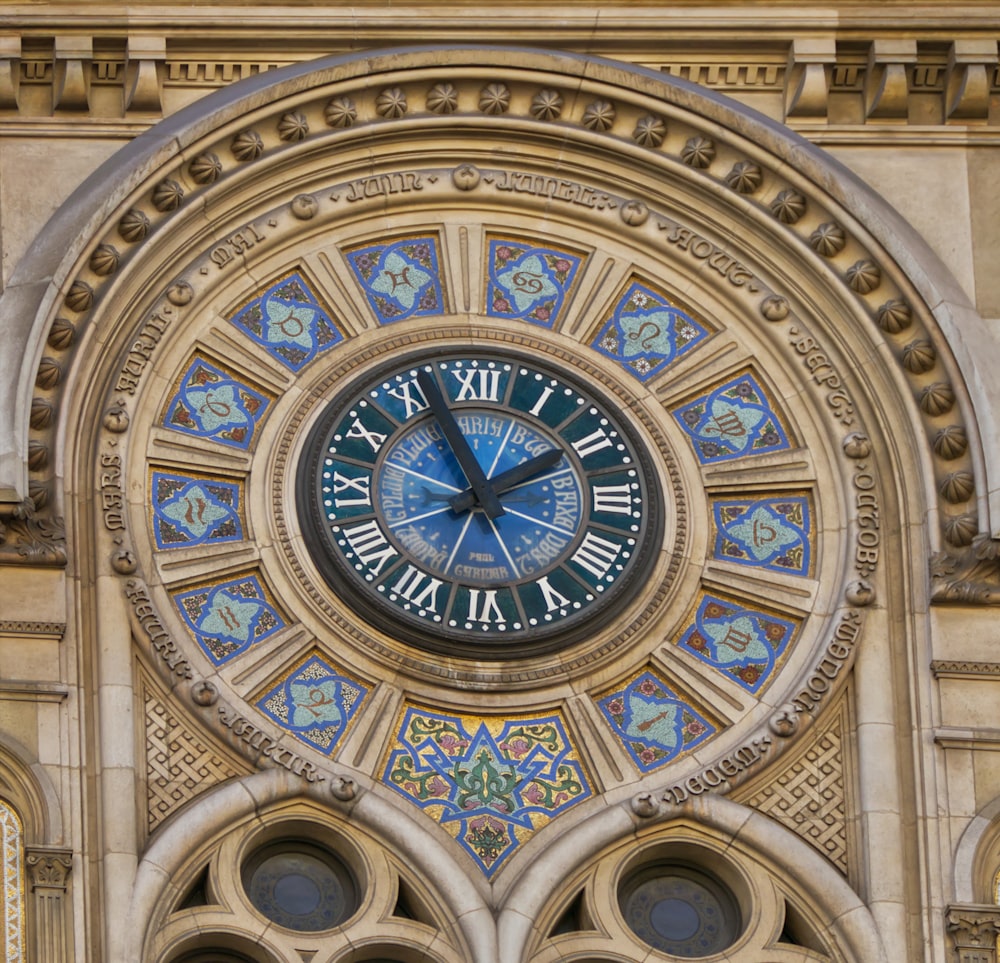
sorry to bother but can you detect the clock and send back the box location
[297,348,663,658]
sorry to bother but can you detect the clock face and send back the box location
[297,350,663,657]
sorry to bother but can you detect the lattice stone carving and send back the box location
[739,707,848,873]
[144,688,246,833]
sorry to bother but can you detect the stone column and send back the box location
[25,847,73,963]
[946,905,1000,963]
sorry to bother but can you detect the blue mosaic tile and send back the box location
[174,573,284,665]
[592,279,710,382]
[151,471,243,549]
[345,235,445,323]
[672,371,791,464]
[383,708,591,877]
[163,357,271,450]
[485,237,582,328]
[256,654,368,755]
[597,670,715,774]
[228,271,343,371]
[712,495,811,575]
[676,595,798,693]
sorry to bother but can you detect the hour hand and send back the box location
[416,369,505,520]
[449,447,564,514]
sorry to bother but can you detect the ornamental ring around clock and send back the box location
[296,350,665,658]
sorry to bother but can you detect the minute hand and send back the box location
[449,447,564,514]
[416,369,505,520]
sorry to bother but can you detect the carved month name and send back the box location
[217,705,324,782]
[790,610,863,714]
[661,734,773,806]
[659,222,760,291]
[209,223,267,269]
[853,465,880,578]
[345,171,423,201]
[788,326,855,426]
[99,451,125,531]
[488,170,617,210]
[115,308,172,395]
[124,579,195,679]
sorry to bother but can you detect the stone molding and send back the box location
[931,660,1000,678]
[0,32,996,130]
[0,621,65,639]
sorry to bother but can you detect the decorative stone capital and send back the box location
[25,847,73,891]
[946,904,1000,962]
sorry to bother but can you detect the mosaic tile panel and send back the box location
[345,235,446,323]
[256,653,369,756]
[672,371,791,464]
[676,594,799,693]
[162,356,271,450]
[173,573,285,666]
[485,236,583,328]
[228,271,343,371]
[150,470,244,549]
[711,494,811,576]
[592,278,710,382]
[383,707,591,877]
[597,670,715,774]
[1,801,23,963]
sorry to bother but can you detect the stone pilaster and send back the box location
[26,848,73,963]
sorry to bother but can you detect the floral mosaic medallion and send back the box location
[675,594,799,693]
[382,707,591,876]
[173,573,285,665]
[162,356,271,450]
[344,235,446,323]
[485,237,583,327]
[597,670,715,774]
[150,470,244,549]
[256,654,368,755]
[711,494,811,575]
[228,271,343,371]
[671,371,791,464]
[592,278,710,381]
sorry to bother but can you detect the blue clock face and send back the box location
[298,351,662,657]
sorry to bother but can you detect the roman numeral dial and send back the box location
[298,351,663,657]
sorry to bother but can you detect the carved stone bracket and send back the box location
[0,499,66,566]
[946,40,998,123]
[0,34,20,109]
[26,847,73,963]
[125,35,165,113]
[931,535,1000,604]
[784,37,835,121]
[865,39,916,121]
[946,904,1000,963]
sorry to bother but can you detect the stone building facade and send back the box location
[1,4,1000,961]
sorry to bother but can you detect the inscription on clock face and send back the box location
[297,351,663,657]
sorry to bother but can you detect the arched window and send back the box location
[1,799,25,962]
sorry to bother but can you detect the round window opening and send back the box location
[242,841,358,932]
[619,863,741,958]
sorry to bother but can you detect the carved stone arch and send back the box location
[953,793,1000,905]
[1,45,990,545]
[0,731,64,846]
[3,45,987,961]
[498,792,889,962]
[127,769,489,962]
